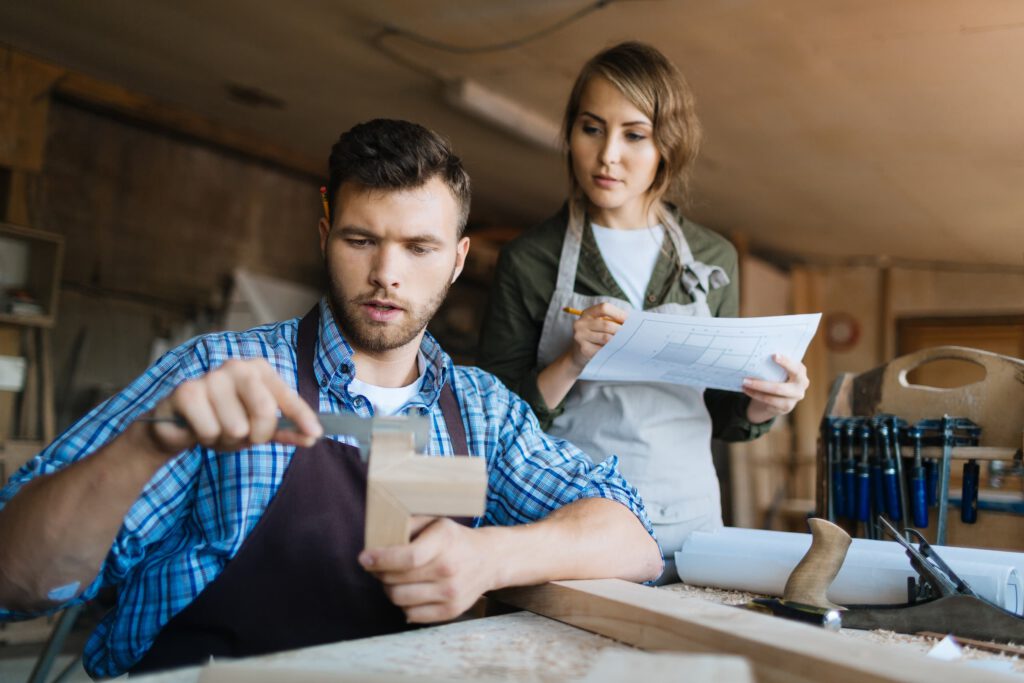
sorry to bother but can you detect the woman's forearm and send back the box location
[535,351,583,409]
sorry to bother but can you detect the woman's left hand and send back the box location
[742,354,809,424]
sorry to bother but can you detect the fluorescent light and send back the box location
[444,78,561,152]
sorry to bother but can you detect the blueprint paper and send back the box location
[578,311,822,391]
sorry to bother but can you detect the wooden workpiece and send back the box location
[364,432,487,549]
[494,579,1020,683]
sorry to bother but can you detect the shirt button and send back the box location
[646,294,656,303]
[419,407,429,415]
[341,364,351,373]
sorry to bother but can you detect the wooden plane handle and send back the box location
[782,518,851,610]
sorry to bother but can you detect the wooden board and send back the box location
[493,579,1018,683]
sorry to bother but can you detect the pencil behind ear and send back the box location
[319,186,331,222]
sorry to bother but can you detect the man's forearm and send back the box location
[483,497,662,590]
[0,422,169,611]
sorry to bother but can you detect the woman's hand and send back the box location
[742,354,809,424]
[537,302,628,409]
[566,303,628,372]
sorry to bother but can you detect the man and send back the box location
[0,119,662,677]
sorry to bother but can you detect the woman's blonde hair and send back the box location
[562,41,702,211]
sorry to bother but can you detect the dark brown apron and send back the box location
[131,306,471,674]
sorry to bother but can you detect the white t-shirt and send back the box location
[591,223,665,310]
[348,353,426,416]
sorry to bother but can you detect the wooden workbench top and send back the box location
[133,582,1023,682]
[133,611,629,683]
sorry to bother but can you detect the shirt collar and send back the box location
[312,297,451,403]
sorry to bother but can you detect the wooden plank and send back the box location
[493,579,1016,683]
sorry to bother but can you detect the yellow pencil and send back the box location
[562,306,622,323]
[319,186,331,222]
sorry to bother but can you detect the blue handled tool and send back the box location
[887,416,911,527]
[875,420,901,522]
[828,419,845,521]
[908,426,928,528]
[843,420,858,520]
[857,422,873,536]
[961,459,980,524]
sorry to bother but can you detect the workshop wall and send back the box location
[32,99,327,426]
[818,264,1024,381]
[27,99,501,428]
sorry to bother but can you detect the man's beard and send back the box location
[327,263,455,354]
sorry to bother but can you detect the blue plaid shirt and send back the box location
[0,298,654,678]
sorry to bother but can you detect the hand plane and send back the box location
[784,516,1024,644]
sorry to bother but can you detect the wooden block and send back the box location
[364,432,487,550]
[493,579,1012,683]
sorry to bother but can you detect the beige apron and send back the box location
[537,203,729,556]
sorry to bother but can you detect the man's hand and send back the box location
[742,354,810,424]
[358,518,496,623]
[146,358,323,457]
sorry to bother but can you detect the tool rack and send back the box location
[815,346,1024,547]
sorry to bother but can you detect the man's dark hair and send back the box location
[326,119,471,235]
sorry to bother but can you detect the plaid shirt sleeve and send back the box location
[0,339,202,621]
[452,367,655,539]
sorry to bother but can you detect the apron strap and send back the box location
[438,379,469,455]
[296,304,322,411]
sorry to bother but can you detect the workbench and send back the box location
[130,582,1022,683]
[131,611,626,683]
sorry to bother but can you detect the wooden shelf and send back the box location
[0,221,64,328]
[919,446,1021,462]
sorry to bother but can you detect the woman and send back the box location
[478,42,808,564]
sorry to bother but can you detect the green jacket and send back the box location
[477,204,773,441]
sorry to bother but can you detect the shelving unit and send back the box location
[0,222,64,444]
